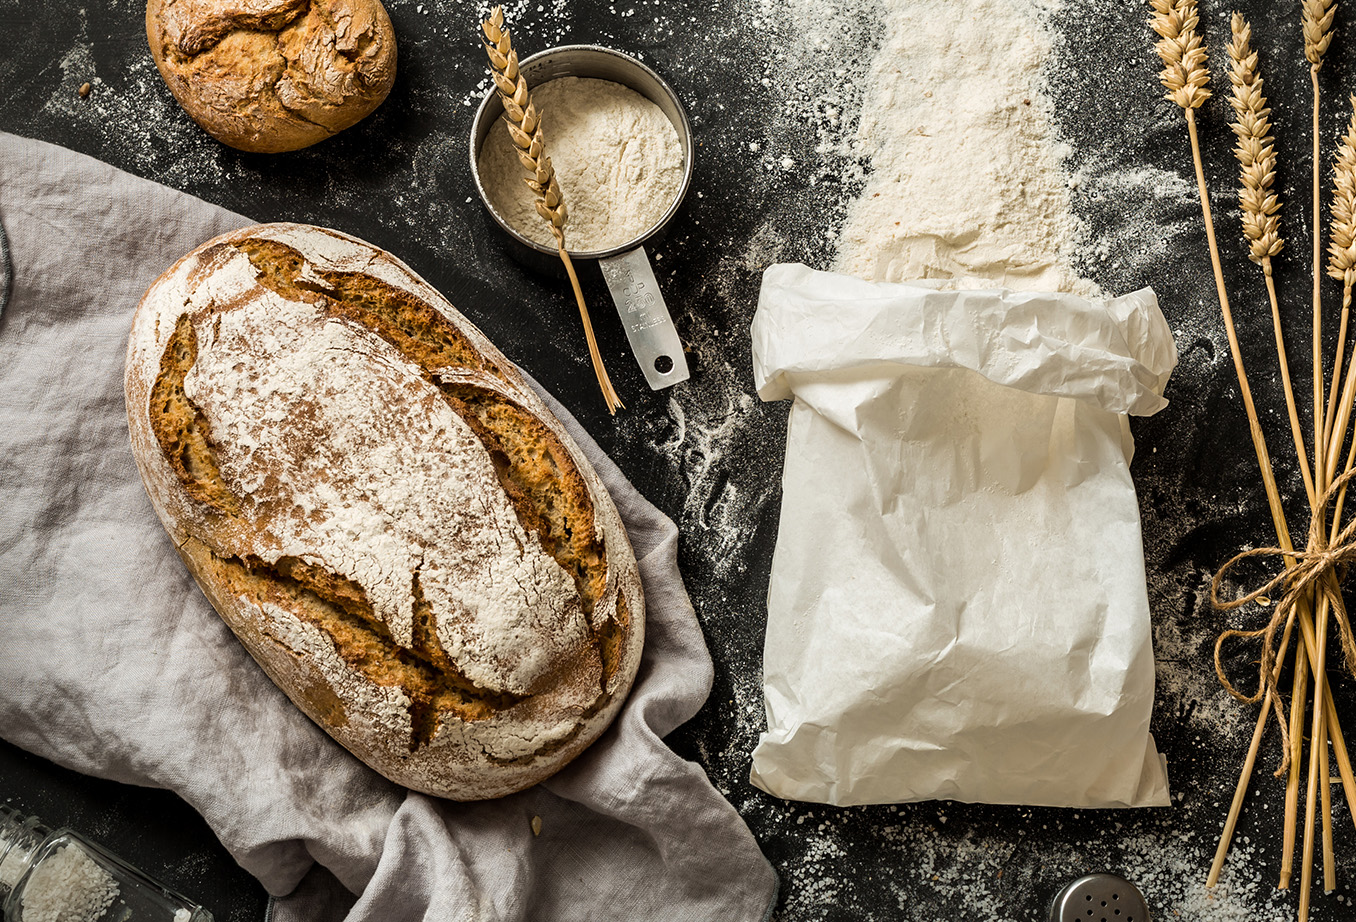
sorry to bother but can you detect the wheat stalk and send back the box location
[1299,6,1340,911]
[1206,15,1315,890]
[1149,0,1288,566]
[481,6,623,414]
[1304,1,1336,490]
[1229,13,1313,506]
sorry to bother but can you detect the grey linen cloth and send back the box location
[0,132,778,922]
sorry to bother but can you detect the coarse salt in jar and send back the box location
[0,805,213,922]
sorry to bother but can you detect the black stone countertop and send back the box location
[4,1,1356,919]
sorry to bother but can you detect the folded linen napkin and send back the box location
[0,132,777,922]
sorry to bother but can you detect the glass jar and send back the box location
[0,805,214,922]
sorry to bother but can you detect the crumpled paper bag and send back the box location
[747,263,1175,808]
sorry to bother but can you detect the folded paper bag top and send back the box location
[752,263,1176,415]
[748,264,1175,808]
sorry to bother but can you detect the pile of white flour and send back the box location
[477,76,685,254]
[829,0,1092,295]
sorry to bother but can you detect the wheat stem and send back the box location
[557,245,613,410]
[1314,69,1327,501]
[1268,268,1318,508]
[1181,100,1292,584]
[1300,9,1337,911]
[1284,637,1309,890]
[1324,687,1356,833]
[1301,598,1329,910]
[1208,603,1298,886]
[1324,297,1352,458]
[1331,386,1356,539]
[1322,731,1336,892]
[1305,0,1335,492]
[481,6,623,414]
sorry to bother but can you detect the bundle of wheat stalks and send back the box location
[1151,1,1356,917]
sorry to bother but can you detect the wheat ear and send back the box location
[1230,16,1283,265]
[481,7,623,414]
[1325,104,1356,490]
[1305,0,1338,66]
[1330,102,1356,288]
[1324,103,1356,483]
[1331,99,1356,328]
[1151,0,1211,109]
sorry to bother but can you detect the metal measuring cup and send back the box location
[469,44,693,390]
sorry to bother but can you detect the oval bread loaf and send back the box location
[125,223,644,800]
[146,0,397,153]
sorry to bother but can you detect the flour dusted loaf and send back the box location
[125,223,644,800]
[146,0,396,153]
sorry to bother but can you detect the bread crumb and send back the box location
[531,815,542,836]
[78,82,91,98]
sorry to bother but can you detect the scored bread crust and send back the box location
[125,223,645,800]
[145,0,397,153]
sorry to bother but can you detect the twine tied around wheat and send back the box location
[1212,466,1356,767]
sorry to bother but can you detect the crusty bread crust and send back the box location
[146,0,397,153]
[125,223,644,800]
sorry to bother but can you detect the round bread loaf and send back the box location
[146,0,397,153]
[125,223,645,800]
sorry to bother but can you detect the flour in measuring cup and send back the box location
[477,76,685,253]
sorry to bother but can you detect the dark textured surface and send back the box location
[6,0,1356,919]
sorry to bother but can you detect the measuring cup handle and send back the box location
[598,246,690,390]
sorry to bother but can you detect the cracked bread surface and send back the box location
[125,223,644,800]
[146,0,397,153]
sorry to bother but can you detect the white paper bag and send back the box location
[748,264,1175,808]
